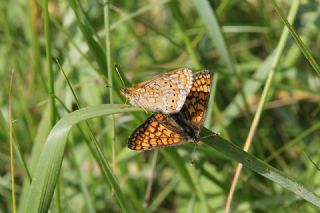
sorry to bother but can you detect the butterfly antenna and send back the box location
[114,64,127,88]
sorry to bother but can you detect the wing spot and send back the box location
[168,138,174,144]
[151,121,158,127]
[148,126,156,133]
[135,146,142,150]
[157,139,163,144]
[155,113,163,119]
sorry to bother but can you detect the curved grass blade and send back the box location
[200,127,320,208]
[20,104,141,213]
[19,104,320,211]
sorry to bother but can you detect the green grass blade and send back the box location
[161,149,196,192]
[161,149,209,212]
[169,1,201,69]
[27,0,46,91]
[200,128,320,208]
[20,105,141,213]
[68,146,95,213]
[18,107,52,212]
[147,178,179,212]
[266,122,320,163]
[271,0,320,77]
[9,72,17,213]
[43,0,56,126]
[191,0,235,72]
[225,1,301,209]
[110,0,170,30]
[67,0,107,73]
[192,0,251,115]
[104,0,116,174]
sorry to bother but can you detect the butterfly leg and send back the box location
[120,98,129,109]
[135,102,148,114]
[141,106,148,114]
[191,142,199,165]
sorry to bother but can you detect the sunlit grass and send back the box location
[1,0,320,212]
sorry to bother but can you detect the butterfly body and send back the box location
[127,70,212,150]
[120,68,193,114]
[171,112,199,142]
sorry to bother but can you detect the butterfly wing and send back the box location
[124,68,194,114]
[172,71,212,138]
[128,112,188,150]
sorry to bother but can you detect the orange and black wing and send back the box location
[128,113,188,150]
[175,71,212,135]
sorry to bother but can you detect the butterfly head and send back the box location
[120,88,132,105]
[121,87,140,106]
[120,87,136,99]
[120,87,129,96]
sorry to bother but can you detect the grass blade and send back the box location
[271,0,320,77]
[161,149,209,212]
[191,0,235,72]
[200,128,320,208]
[226,0,301,210]
[20,105,141,213]
[9,71,17,213]
[68,0,107,73]
[104,0,116,175]
[192,0,251,116]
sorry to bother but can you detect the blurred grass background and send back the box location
[1,0,320,212]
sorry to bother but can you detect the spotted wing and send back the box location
[173,71,212,137]
[126,68,193,114]
[128,113,188,150]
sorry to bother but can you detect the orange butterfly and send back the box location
[127,70,212,150]
[120,68,193,114]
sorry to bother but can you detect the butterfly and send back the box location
[127,70,212,150]
[120,68,193,114]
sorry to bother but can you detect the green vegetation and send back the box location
[1,0,320,212]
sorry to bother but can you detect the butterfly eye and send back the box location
[120,88,128,95]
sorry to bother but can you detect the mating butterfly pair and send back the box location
[121,69,212,150]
